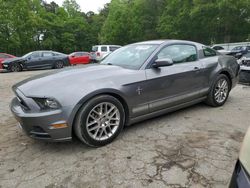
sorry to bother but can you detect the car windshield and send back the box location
[101,44,158,70]
[22,52,33,58]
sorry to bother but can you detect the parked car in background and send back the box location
[90,45,121,62]
[10,40,240,147]
[0,53,16,69]
[239,53,250,66]
[228,46,250,59]
[69,52,90,65]
[2,51,69,72]
[229,127,250,187]
[212,45,230,55]
[239,53,250,83]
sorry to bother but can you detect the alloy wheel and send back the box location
[86,102,120,141]
[11,64,20,72]
[56,62,63,69]
[214,78,229,103]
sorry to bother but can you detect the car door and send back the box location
[101,46,108,59]
[72,52,81,64]
[42,52,56,68]
[145,44,205,113]
[25,52,43,69]
[80,52,90,64]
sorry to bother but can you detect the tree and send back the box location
[0,0,249,55]
[100,0,131,45]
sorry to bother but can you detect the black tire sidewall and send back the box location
[75,95,125,147]
[210,75,230,106]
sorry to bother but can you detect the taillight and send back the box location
[97,52,100,57]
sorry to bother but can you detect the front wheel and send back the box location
[74,95,125,147]
[206,74,230,107]
[10,63,22,72]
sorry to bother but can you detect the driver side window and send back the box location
[157,44,197,64]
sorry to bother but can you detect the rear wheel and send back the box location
[206,74,230,107]
[10,63,22,72]
[54,61,64,69]
[74,95,125,147]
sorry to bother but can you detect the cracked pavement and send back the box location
[0,69,250,188]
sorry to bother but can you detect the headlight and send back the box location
[33,98,60,110]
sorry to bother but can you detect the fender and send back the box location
[67,88,129,129]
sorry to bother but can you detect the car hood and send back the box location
[14,64,138,99]
[239,127,250,175]
[3,57,23,63]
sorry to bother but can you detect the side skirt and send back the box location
[127,97,207,125]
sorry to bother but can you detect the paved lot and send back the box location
[0,69,250,188]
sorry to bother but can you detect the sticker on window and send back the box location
[135,45,153,50]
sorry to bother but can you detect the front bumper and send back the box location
[10,95,72,142]
[229,160,250,188]
[1,63,9,70]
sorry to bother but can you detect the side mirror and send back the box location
[71,55,75,58]
[152,58,173,68]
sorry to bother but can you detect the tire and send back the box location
[10,63,22,72]
[54,61,64,69]
[74,95,125,147]
[206,74,230,107]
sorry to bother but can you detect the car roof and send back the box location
[33,50,55,53]
[134,39,203,47]
[93,45,121,47]
[135,40,168,45]
[72,51,89,53]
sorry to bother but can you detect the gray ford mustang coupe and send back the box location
[10,40,240,147]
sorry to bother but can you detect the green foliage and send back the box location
[157,0,250,44]
[0,0,250,56]
[99,0,131,45]
[0,0,106,55]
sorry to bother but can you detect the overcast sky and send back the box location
[46,0,111,13]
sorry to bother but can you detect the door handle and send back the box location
[194,67,201,73]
